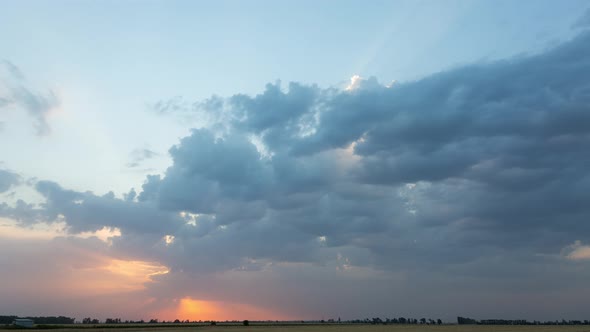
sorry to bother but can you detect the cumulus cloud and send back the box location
[0,60,60,135]
[142,32,590,270]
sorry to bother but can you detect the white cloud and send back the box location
[564,241,590,261]
[345,74,363,91]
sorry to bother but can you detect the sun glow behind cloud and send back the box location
[103,259,169,288]
[175,298,221,321]
[0,219,169,295]
[156,297,292,322]
[35,246,170,295]
[78,226,122,244]
[61,262,167,295]
[0,218,66,239]
[564,241,590,261]
[0,218,121,244]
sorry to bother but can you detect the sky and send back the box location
[2,0,590,323]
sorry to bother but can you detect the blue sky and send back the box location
[2,0,590,322]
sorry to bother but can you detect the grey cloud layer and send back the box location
[35,181,185,234]
[5,30,590,319]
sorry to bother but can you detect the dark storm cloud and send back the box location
[0,60,59,135]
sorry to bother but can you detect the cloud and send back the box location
[572,8,590,29]
[127,148,160,168]
[564,241,590,261]
[151,95,230,130]
[0,199,42,224]
[0,169,21,193]
[141,32,590,274]
[1,60,24,80]
[34,180,185,234]
[569,247,590,260]
[0,60,60,135]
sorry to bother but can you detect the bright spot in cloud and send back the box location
[335,133,366,170]
[103,259,169,285]
[0,218,66,239]
[336,252,352,271]
[345,74,363,91]
[565,241,590,260]
[63,258,169,294]
[78,226,121,244]
[164,234,175,246]
[180,211,199,226]
[249,134,273,159]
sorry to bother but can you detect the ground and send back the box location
[7,325,590,332]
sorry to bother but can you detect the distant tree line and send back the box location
[458,316,590,325]
[80,318,198,324]
[4,314,590,326]
[81,318,100,324]
[344,317,442,325]
[0,316,75,324]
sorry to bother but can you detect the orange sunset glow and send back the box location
[104,259,169,285]
[175,298,220,321]
[153,297,292,322]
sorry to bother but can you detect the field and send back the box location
[11,325,590,332]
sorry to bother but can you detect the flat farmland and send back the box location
[19,325,590,332]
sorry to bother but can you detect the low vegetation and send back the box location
[4,324,590,332]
